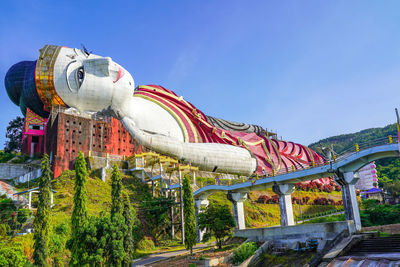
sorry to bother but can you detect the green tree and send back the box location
[384,180,400,202]
[109,164,126,267]
[141,196,173,245]
[122,192,135,266]
[48,223,69,266]
[108,213,126,267]
[111,164,123,217]
[70,151,88,266]
[4,116,24,153]
[74,214,111,266]
[33,154,52,266]
[183,175,196,254]
[197,203,235,249]
[0,244,28,267]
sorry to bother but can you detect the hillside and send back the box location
[1,168,341,264]
[309,123,400,186]
[309,123,397,155]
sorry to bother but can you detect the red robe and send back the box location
[134,85,326,177]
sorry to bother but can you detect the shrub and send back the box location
[16,208,32,224]
[232,242,258,264]
[295,179,341,192]
[0,224,10,238]
[0,244,28,267]
[137,238,155,251]
[0,152,15,163]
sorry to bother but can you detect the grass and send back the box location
[302,213,346,224]
[207,189,344,228]
[8,169,346,264]
[9,169,117,263]
[50,170,112,226]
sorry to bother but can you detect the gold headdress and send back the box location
[35,45,66,111]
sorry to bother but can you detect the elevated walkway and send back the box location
[194,142,399,198]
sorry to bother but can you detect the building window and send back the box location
[32,136,39,143]
[29,125,43,130]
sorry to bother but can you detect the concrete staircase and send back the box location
[345,235,400,255]
[325,235,400,267]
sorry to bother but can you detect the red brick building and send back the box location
[24,110,142,177]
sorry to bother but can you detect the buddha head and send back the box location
[5,45,135,117]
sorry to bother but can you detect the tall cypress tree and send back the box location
[122,192,135,267]
[70,151,88,265]
[108,164,125,267]
[111,164,123,217]
[33,154,52,266]
[183,175,197,254]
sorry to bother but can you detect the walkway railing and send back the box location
[259,135,398,179]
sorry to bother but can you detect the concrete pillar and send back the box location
[170,189,175,239]
[28,191,32,210]
[228,192,247,230]
[272,183,295,226]
[335,171,361,231]
[159,162,163,177]
[101,167,106,182]
[194,198,209,242]
[141,157,145,182]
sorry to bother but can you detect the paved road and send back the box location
[132,242,213,266]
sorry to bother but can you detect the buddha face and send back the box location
[52,46,135,113]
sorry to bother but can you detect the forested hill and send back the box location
[309,123,397,155]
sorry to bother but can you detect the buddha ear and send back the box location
[82,57,112,77]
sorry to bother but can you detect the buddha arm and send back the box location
[121,116,257,176]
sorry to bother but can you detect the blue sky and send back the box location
[1,1,400,148]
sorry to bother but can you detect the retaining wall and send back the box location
[0,163,37,180]
[234,221,355,249]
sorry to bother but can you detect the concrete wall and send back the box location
[13,168,42,184]
[0,163,37,180]
[234,221,355,248]
[86,156,126,170]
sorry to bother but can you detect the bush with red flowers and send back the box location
[295,179,341,193]
[257,195,279,204]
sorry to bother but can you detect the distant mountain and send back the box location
[309,123,397,156]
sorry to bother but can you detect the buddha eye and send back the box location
[76,67,84,87]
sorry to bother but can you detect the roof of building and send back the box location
[362,187,382,194]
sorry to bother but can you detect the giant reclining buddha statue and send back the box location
[5,45,325,177]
